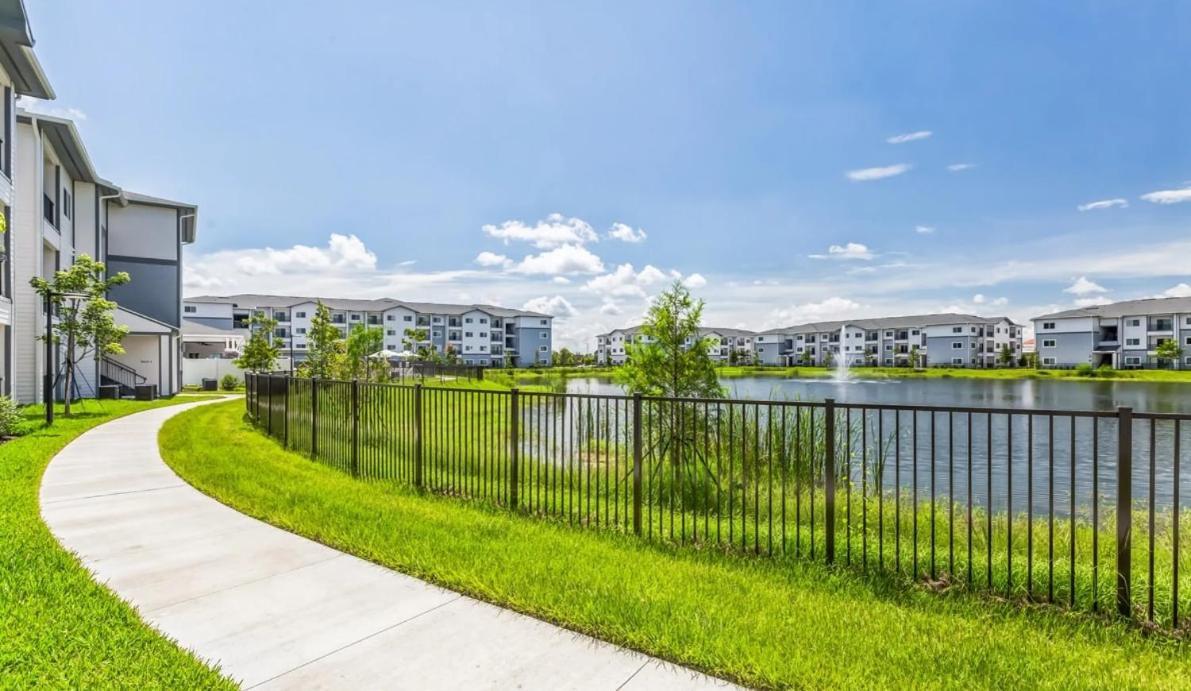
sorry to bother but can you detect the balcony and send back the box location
[43,194,55,227]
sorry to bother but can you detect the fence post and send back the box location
[265,375,273,437]
[310,377,319,459]
[509,388,520,509]
[633,393,643,536]
[283,376,289,448]
[1117,405,1133,617]
[351,379,360,478]
[414,383,424,488]
[824,398,836,564]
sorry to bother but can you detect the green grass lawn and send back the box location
[161,399,1191,689]
[0,398,234,688]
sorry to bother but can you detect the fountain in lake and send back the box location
[832,325,851,382]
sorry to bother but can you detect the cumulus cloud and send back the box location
[914,225,936,235]
[972,294,1009,307]
[17,96,87,122]
[683,273,707,289]
[809,242,875,260]
[946,163,976,172]
[599,299,623,316]
[1063,276,1107,296]
[482,213,599,248]
[607,223,647,243]
[768,297,866,326]
[227,233,377,275]
[552,276,571,285]
[846,164,911,182]
[474,251,513,268]
[522,295,577,317]
[1075,296,1112,307]
[886,130,932,144]
[1077,198,1128,212]
[512,244,605,275]
[1140,185,1191,205]
[1161,283,1191,298]
[583,263,676,297]
[972,294,986,304]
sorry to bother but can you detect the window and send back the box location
[350,314,360,321]
[63,189,72,219]
[432,317,442,323]
[952,358,964,365]
[952,342,964,349]
[296,328,307,335]
[911,330,919,336]
[1125,356,1141,366]
[540,319,548,326]
[1126,338,1140,346]
[885,331,893,337]
[1042,339,1056,348]
[296,343,306,349]
[465,318,473,323]
[386,315,394,321]
[387,343,396,350]
[539,345,548,352]
[952,327,963,334]
[480,318,488,324]
[1042,322,1055,330]
[404,315,412,322]
[184,305,196,313]
[540,332,548,339]
[1129,319,1140,327]
[387,329,396,336]
[464,331,473,338]
[1185,336,1191,346]
[296,311,306,318]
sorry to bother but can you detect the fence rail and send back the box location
[245,373,1191,628]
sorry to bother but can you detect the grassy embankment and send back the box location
[0,398,234,688]
[162,399,1191,689]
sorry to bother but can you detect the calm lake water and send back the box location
[561,375,1191,513]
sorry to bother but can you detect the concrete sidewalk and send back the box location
[40,402,737,690]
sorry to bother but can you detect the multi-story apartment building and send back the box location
[182,294,554,367]
[0,4,196,403]
[594,326,756,365]
[1032,297,1191,369]
[755,313,1023,368]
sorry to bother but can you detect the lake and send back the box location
[560,375,1190,513]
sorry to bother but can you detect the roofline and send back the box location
[0,0,54,98]
[17,108,99,182]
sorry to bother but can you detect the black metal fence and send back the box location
[245,373,1190,628]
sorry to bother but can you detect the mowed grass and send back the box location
[161,400,1191,689]
[0,398,234,688]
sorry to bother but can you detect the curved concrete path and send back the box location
[40,402,737,690]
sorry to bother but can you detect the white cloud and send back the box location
[809,242,875,261]
[1140,186,1191,205]
[886,130,932,144]
[583,263,677,297]
[482,213,599,248]
[552,276,571,285]
[914,225,935,235]
[1161,283,1191,298]
[846,164,911,182]
[946,163,976,172]
[1075,296,1112,307]
[973,294,1009,307]
[474,251,513,269]
[512,244,605,275]
[522,295,577,318]
[991,297,1009,306]
[227,233,377,275]
[599,299,623,316]
[1077,198,1128,212]
[972,294,986,304]
[768,297,866,326]
[607,222,647,243]
[17,96,87,122]
[683,273,707,289]
[1063,276,1107,296]
[398,259,417,267]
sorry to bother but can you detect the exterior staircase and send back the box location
[100,358,147,398]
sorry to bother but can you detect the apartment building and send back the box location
[755,313,1023,368]
[0,1,198,403]
[183,294,555,367]
[594,326,756,365]
[1032,297,1191,369]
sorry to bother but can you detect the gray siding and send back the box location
[519,326,552,365]
[108,258,180,327]
[1036,332,1096,367]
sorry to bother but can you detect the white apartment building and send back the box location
[755,313,1023,368]
[595,326,756,366]
[183,294,555,367]
[1032,297,1191,369]
[0,3,196,403]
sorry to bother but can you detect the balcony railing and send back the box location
[43,195,55,227]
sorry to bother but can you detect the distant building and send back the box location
[183,294,554,367]
[595,326,756,366]
[1032,297,1191,369]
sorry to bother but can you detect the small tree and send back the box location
[997,343,1015,368]
[615,280,722,398]
[30,254,130,416]
[303,301,345,378]
[402,327,435,362]
[1155,340,1184,369]
[343,324,385,380]
[235,314,281,373]
[909,345,921,369]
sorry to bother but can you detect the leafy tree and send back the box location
[30,254,130,416]
[554,347,577,367]
[997,343,1015,367]
[343,324,386,380]
[1155,340,1184,369]
[909,345,921,368]
[402,327,436,362]
[235,314,281,373]
[302,301,345,378]
[615,280,722,398]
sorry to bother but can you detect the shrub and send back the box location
[0,395,20,437]
[1074,363,1095,377]
[220,374,240,391]
[1095,364,1117,378]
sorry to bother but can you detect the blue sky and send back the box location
[24,2,1191,348]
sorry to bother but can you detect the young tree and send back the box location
[234,314,281,373]
[615,280,722,398]
[30,254,131,416]
[1155,340,1184,369]
[402,327,435,362]
[343,324,385,380]
[909,345,921,369]
[997,343,1015,368]
[302,301,345,378]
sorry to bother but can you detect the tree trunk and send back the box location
[64,330,74,416]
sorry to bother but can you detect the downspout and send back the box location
[96,190,120,388]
